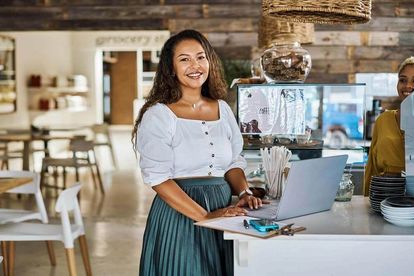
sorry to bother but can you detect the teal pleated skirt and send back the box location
[139,177,234,276]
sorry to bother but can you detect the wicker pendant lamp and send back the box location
[262,0,371,24]
[258,16,314,49]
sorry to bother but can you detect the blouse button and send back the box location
[210,142,213,145]
[208,172,212,176]
[211,154,215,157]
[205,131,209,135]
[202,121,206,124]
[209,164,213,168]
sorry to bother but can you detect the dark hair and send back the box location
[398,56,414,76]
[131,29,228,151]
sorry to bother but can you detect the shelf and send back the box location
[0,70,15,76]
[0,80,15,85]
[0,47,14,51]
[28,86,89,93]
[0,103,15,113]
[29,106,88,113]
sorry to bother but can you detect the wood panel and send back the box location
[66,5,202,19]
[306,46,348,60]
[169,18,258,33]
[110,52,137,125]
[203,4,260,18]
[311,60,354,74]
[353,46,414,60]
[0,0,412,83]
[206,32,257,47]
[215,46,252,60]
[52,19,167,30]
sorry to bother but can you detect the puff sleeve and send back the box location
[136,104,176,186]
[221,101,247,172]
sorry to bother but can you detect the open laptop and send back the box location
[247,155,348,221]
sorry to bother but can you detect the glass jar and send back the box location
[335,173,354,202]
[260,33,311,83]
[250,57,263,79]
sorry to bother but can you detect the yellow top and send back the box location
[364,110,405,196]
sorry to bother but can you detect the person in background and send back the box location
[364,56,414,196]
[132,29,263,276]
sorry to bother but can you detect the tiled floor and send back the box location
[1,127,155,275]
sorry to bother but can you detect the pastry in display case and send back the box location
[0,35,16,113]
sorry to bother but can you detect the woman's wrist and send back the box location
[238,187,253,199]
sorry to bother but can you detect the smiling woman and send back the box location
[364,56,414,196]
[132,30,264,276]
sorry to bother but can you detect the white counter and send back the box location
[225,196,414,276]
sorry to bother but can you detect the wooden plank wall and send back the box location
[0,0,413,83]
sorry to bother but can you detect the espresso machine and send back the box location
[401,91,414,176]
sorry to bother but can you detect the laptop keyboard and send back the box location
[246,200,280,219]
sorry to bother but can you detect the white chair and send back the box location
[0,170,56,275]
[0,170,48,224]
[0,183,92,276]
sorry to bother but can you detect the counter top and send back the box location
[226,196,414,276]
[225,196,414,241]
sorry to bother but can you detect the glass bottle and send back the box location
[335,173,354,202]
[260,33,312,83]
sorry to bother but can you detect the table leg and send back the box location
[43,140,50,157]
[22,141,30,171]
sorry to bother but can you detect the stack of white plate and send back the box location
[381,197,414,227]
[369,176,405,213]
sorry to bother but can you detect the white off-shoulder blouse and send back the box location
[136,100,246,186]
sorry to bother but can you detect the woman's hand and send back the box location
[204,206,247,220]
[236,195,263,210]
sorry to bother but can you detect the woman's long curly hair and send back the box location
[132,29,228,151]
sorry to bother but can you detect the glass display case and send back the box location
[0,35,16,114]
[237,83,366,194]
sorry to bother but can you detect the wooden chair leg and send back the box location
[109,145,117,169]
[40,163,47,191]
[8,241,14,276]
[45,241,56,266]
[79,235,92,276]
[86,155,98,189]
[1,241,8,276]
[63,167,67,189]
[92,152,105,194]
[75,166,80,182]
[65,248,77,276]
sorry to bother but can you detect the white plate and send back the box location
[382,211,414,219]
[381,200,414,212]
[383,217,414,227]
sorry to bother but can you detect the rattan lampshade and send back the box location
[258,16,314,49]
[262,0,371,24]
